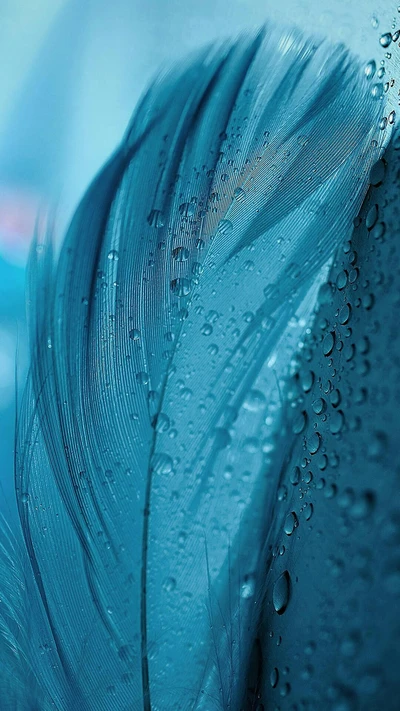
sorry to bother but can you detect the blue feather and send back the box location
[1,24,387,711]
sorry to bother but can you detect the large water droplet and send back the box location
[151,453,173,474]
[307,432,321,454]
[170,278,191,296]
[241,573,256,599]
[217,219,233,235]
[330,410,345,434]
[243,390,266,412]
[292,410,307,434]
[270,667,279,688]
[364,60,376,80]
[366,204,379,230]
[379,32,392,48]
[233,187,246,202]
[369,159,386,186]
[284,511,299,535]
[172,246,190,262]
[323,332,335,356]
[273,571,291,615]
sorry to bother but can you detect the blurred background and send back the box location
[0,0,395,514]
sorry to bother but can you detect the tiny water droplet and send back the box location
[179,202,196,217]
[129,328,141,341]
[233,187,246,202]
[107,249,119,261]
[162,577,176,592]
[172,246,190,262]
[147,209,164,228]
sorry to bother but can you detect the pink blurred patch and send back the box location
[0,186,47,264]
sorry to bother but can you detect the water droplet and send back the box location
[297,135,309,147]
[364,60,376,80]
[388,110,396,125]
[129,328,141,341]
[201,323,213,336]
[21,492,29,504]
[277,485,288,502]
[292,410,307,434]
[366,204,379,230]
[147,209,164,228]
[330,389,341,408]
[284,511,299,535]
[339,303,351,325]
[241,573,256,599]
[367,431,387,460]
[350,491,375,520]
[243,390,266,412]
[369,159,386,186]
[118,644,134,663]
[107,249,119,261]
[170,278,191,296]
[163,577,177,592]
[151,453,173,474]
[290,466,301,485]
[304,502,314,521]
[307,432,321,454]
[330,410,344,434]
[233,187,246,202]
[340,631,361,658]
[217,219,233,235]
[179,202,196,217]
[273,571,291,615]
[214,427,231,449]
[323,332,335,356]
[312,398,326,415]
[270,667,279,688]
[379,32,392,48]
[301,370,315,393]
[371,83,384,100]
[336,270,348,290]
[172,246,190,262]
